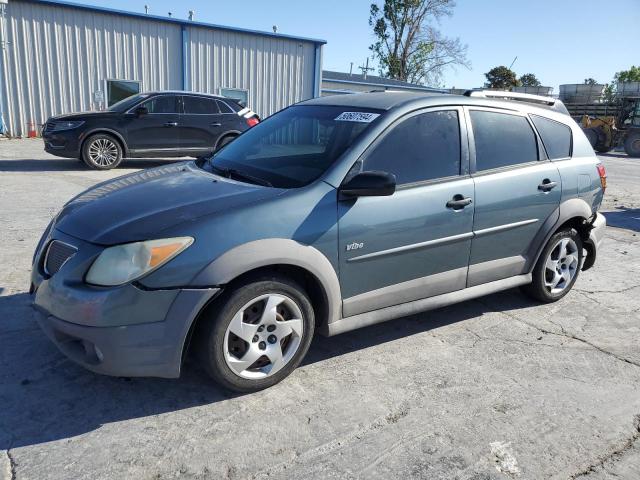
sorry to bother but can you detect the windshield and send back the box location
[108,94,150,112]
[208,105,383,188]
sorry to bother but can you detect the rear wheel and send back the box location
[521,229,583,303]
[82,134,123,169]
[624,131,640,157]
[216,134,237,151]
[196,275,315,392]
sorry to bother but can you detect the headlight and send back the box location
[50,121,84,131]
[86,237,193,286]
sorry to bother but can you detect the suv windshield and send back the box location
[209,105,383,188]
[108,94,149,112]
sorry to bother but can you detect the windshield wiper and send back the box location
[211,164,273,188]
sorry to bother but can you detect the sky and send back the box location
[80,0,639,93]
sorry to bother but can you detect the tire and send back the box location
[521,229,583,303]
[216,134,237,151]
[595,144,613,153]
[82,134,123,169]
[624,131,640,158]
[196,274,315,392]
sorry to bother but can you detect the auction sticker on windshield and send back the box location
[335,112,380,123]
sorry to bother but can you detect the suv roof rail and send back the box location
[463,89,570,115]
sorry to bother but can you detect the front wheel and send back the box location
[521,229,583,303]
[197,275,315,392]
[82,134,123,169]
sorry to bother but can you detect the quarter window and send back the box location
[470,110,538,171]
[142,96,179,114]
[363,110,461,185]
[182,96,220,115]
[216,100,234,114]
[530,114,572,159]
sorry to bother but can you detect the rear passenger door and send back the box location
[180,95,225,155]
[338,108,475,317]
[466,108,562,287]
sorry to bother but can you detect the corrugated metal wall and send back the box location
[0,0,182,137]
[187,26,315,119]
[0,0,319,137]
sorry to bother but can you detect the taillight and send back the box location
[246,117,259,127]
[596,163,607,190]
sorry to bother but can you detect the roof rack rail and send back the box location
[463,89,570,115]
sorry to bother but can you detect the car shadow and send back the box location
[0,288,537,450]
[603,207,640,232]
[0,158,183,172]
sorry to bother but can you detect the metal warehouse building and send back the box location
[0,0,325,137]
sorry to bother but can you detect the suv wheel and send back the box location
[522,229,583,303]
[197,275,315,392]
[82,134,123,170]
[216,134,237,150]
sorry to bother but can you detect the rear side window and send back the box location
[143,96,179,114]
[470,110,538,171]
[530,114,572,159]
[364,110,461,185]
[217,100,234,114]
[182,96,220,115]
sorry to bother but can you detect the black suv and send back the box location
[43,91,259,169]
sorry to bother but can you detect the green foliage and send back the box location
[614,66,640,83]
[369,0,469,86]
[484,66,519,89]
[584,78,598,85]
[519,73,541,87]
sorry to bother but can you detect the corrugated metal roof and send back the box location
[26,0,327,45]
[323,70,445,92]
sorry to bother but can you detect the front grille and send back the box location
[44,240,77,276]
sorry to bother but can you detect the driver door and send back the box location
[338,107,474,317]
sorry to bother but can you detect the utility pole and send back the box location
[358,58,374,80]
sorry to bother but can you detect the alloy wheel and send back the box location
[544,237,579,294]
[88,138,119,167]
[223,294,304,379]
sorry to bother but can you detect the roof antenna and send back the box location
[168,11,172,17]
[188,10,194,21]
[273,25,278,33]
[349,62,353,76]
[144,5,149,14]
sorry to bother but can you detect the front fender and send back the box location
[191,238,343,328]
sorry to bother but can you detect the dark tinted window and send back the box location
[364,110,461,185]
[182,96,220,115]
[530,114,572,159]
[106,79,140,107]
[143,96,179,114]
[470,110,538,171]
[217,100,234,113]
[210,106,380,188]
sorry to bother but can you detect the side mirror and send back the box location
[340,171,396,197]
[135,106,148,117]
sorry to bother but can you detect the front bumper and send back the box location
[43,131,81,158]
[583,212,606,270]
[31,229,220,378]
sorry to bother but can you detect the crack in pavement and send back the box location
[1,448,15,480]
[570,415,640,478]
[574,284,640,295]
[474,299,640,369]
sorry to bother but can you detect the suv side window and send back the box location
[217,100,234,114]
[182,96,220,115]
[470,110,538,171]
[530,114,572,159]
[363,110,461,185]
[142,96,179,114]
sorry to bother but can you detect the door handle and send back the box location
[210,122,222,127]
[446,195,473,210]
[164,122,178,127]
[538,179,558,192]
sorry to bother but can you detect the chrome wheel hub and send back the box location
[544,237,579,294]
[88,139,118,166]
[224,294,304,379]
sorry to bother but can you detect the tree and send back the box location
[484,66,519,89]
[613,66,640,83]
[519,73,541,87]
[584,78,598,85]
[369,0,469,86]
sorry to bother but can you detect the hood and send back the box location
[54,162,285,245]
[49,111,117,121]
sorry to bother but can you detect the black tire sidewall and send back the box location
[82,134,123,169]
[198,276,315,392]
[529,229,583,303]
[624,132,640,158]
